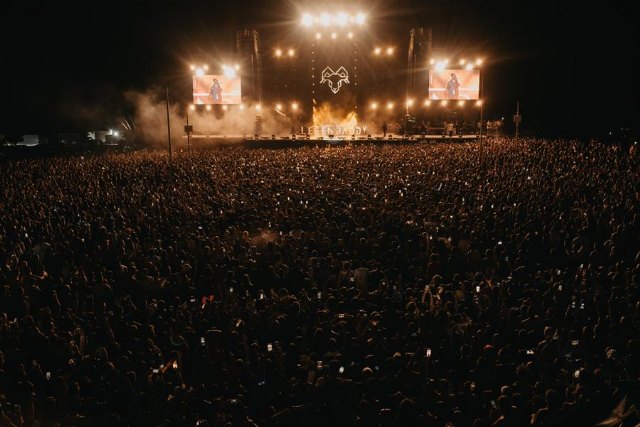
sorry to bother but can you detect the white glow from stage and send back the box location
[291,102,299,111]
[459,59,466,65]
[336,12,348,26]
[458,100,466,107]
[288,48,295,57]
[275,103,283,110]
[234,64,240,71]
[374,47,381,55]
[435,61,446,71]
[476,100,483,107]
[239,104,245,110]
[387,102,394,110]
[320,13,331,27]
[347,32,354,39]
[315,32,322,40]
[189,64,196,71]
[195,67,205,76]
[370,102,378,110]
[424,100,432,107]
[301,12,366,28]
[222,65,236,78]
[465,63,474,70]
[386,47,394,55]
[206,105,212,111]
[441,100,448,107]
[406,99,414,107]
[476,58,484,66]
[189,104,196,111]
[302,13,313,27]
[275,48,282,57]
[255,104,262,112]
[203,64,209,71]
[222,105,228,111]
[429,59,435,65]
[331,32,337,39]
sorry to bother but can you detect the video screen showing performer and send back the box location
[428,69,480,100]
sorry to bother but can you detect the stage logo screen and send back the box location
[312,38,358,111]
[193,75,241,105]
[428,69,479,100]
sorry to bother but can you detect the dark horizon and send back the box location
[0,0,638,140]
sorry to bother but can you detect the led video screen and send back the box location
[193,75,242,104]
[428,69,480,100]
[312,39,357,110]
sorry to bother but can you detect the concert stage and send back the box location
[182,134,481,148]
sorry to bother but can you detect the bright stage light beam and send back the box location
[223,65,236,78]
[465,63,474,70]
[203,64,209,71]
[458,100,465,107]
[441,100,448,107]
[189,64,196,71]
[239,104,245,110]
[234,64,240,70]
[302,13,313,27]
[189,104,196,111]
[435,61,446,71]
[288,48,295,57]
[195,68,205,76]
[275,48,282,57]
[370,102,378,110]
[222,105,228,111]
[315,32,322,40]
[336,12,348,26]
[320,12,331,27]
[355,13,365,25]
[476,100,483,107]
[331,32,337,39]
[459,59,466,65]
[386,47,394,55]
[374,47,381,55]
[476,58,484,65]
[406,99,414,107]
[255,104,262,112]
[387,102,394,110]
[206,105,212,111]
[291,102,298,111]
[347,32,354,39]
[424,100,431,107]
[275,103,283,110]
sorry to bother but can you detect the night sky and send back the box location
[0,0,637,139]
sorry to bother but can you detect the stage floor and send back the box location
[184,134,481,143]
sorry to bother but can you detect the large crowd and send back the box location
[0,138,639,426]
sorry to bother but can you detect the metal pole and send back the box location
[480,103,483,143]
[186,107,191,155]
[479,74,483,143]
[515,101,520,142]
[166,86,172,162]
